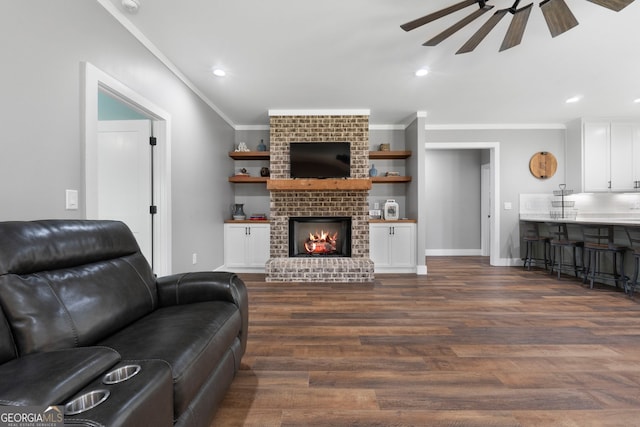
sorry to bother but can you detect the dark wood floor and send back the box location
[211,257,640,427]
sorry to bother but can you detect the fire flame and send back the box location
[304,229,338,254]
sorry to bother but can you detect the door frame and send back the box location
[481,163,491,257]
[425,142,500,267]
[82,62,172,276]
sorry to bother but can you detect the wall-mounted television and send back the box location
[290,142,351,179]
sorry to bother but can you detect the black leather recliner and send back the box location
[0,219,248,427]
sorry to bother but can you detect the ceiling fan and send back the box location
[401,0,635,54]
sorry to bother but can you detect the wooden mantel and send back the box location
[266,178,372,191]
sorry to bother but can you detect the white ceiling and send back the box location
[103,0,640,127]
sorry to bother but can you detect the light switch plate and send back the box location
[65,189,78,210]
[504,202,512,210]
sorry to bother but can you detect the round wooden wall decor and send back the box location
[529,151,557,179]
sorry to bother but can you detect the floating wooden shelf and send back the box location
[228,151,270,160]
[370,176,412,183]
[228,176,268,183]
[369,150,412,159]
[266,178,372,191]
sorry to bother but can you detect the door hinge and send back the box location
[149,136,157,146]
[150,205,158,215]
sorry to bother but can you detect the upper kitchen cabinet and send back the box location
[566,119,640,192]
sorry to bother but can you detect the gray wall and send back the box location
[425,128,566,262]
[0,1,234,273]
[425,149,482,251]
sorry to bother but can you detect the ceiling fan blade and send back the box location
[500,3,533,51]
[585,0,634,11]
[423,4,495,46]
[456,9,509,54]
[401,0,478,31]
[540,0,579,37]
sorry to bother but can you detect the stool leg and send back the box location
[572,246,579,277]
[631,256,639,296]
[558,246,564,280]
[583,249,590,284]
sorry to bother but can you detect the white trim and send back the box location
[268,109,370,117]
[83,62,172,276]
[426,123,566,130]
[235,125,270,131]
[425,249,483,256]
[425,142,501,267]
[95,0,236,129]
[370,124,406,131]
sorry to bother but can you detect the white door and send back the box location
[97,120,153,264]
[481,163,491,257]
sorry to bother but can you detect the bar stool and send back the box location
[522,221,550,271]
[547,222,583,280]
[624,226,640,296]
[582,224,627,289]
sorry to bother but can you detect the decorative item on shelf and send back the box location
[369,209,382,220]
[369,164,378,177]
[379,143,390,151]
[235,142,250,152]
[249,213,267,221]
[260,167,270,177]
[385,171,400,177]
[257,139,267,152]
[231,203,246,220]
[384,199,399,220]
[235,167,249,176]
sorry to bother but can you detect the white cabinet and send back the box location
[369,222,416,273]
[224,223,270,271]
[567,119,640,192]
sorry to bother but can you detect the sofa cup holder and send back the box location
[64,389,110,416]
[102,364,141,385]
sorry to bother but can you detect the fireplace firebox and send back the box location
[289,217,351,257]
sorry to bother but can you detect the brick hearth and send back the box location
[265,113,374,282]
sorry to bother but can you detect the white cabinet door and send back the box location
[224,224,251,268]
[389,224,416,268]
[583,122,611,192]
[245,224,270,267]
[633,125,640,188]
[610,122,635,191]
[369,224,392,268]
[224,223,270,270]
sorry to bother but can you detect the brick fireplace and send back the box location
[265,113,374,282]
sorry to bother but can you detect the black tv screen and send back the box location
[290,142,351,179]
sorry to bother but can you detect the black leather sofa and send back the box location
[0,219,248,427]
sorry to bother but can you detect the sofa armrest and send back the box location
[0,347,120,406]
[156,272,248,354]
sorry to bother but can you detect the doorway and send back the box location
[83,62,172,276]
[425,142,500,267]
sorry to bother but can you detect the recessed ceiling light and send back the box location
[415,68,429,77]
[121,0,140,13]
[565,95,582,104]
[634,98,640,104]
[212,68,226,77]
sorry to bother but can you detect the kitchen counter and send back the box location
[520,216,640,226]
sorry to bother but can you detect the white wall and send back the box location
[0,1,234,273]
